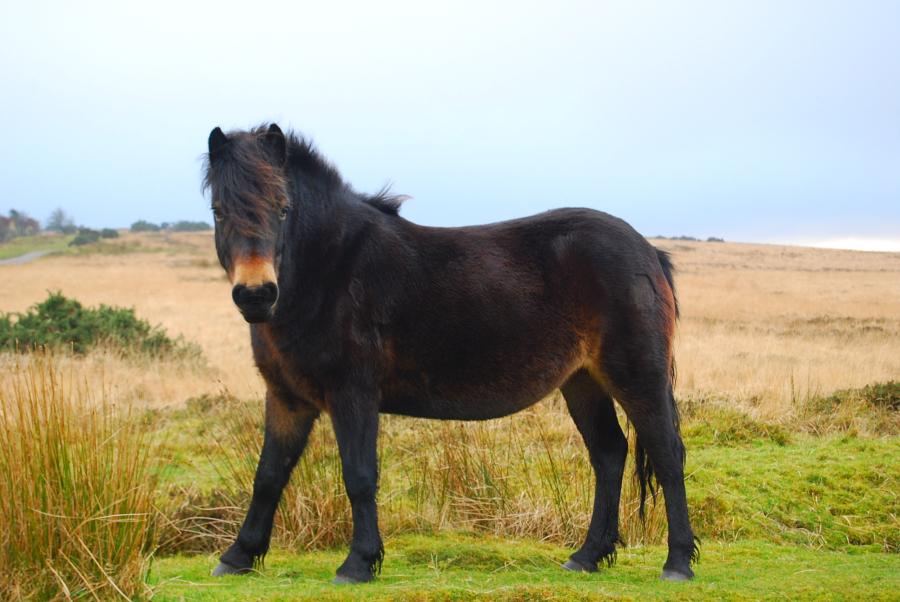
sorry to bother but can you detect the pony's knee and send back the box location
[343,467,378,502]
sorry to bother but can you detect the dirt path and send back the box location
[0,250,52,266]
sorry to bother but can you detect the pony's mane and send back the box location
[204,124,406,228]
[363,185,410,216]
[283,131,408,215]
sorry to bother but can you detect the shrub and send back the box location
[68,227,101,246]
[0,355,157,599]
[0,291,200,357]
[100,228,120,239]
[130,220,161,232]
[170,220,212,232]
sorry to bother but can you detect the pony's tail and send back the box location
[655,248,678,318]
[634,387,684,521]
[635,248,683,521]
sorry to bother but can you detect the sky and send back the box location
[1,1,898,249]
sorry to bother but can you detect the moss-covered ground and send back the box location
[150,534,899,601]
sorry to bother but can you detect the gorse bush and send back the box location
[68,227,101,246]
[0,355,158,600]
[170,220,212,232]
[0,291,200,357]
[130,219,161,232]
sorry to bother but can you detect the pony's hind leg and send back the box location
[560,369,628,572]
[605,363,697,580]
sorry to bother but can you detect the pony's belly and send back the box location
[380,363,574,420]
[380,392,543,420]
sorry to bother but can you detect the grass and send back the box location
[148,395,898,555]
[0,233,72,260]
[1,234,899,599]
[0,231,205,263]
[148,535,900,601]
[0,355,159,600]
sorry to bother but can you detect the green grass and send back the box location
[685,434,899,551]
[150,396,899,556]
[144,396,899,599]
[149,534,900,601]
[0,233,72,259]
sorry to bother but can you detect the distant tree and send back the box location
[7,209,39,237]
[160,222,170,230]
[100,228,120,239]
[170,220,212,232]
[130,220,161,232]
[0,216,11,242]
[46,208,75,233]
[707,236,725,243]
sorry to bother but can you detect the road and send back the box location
[0,250,52,266]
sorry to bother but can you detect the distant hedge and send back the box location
[130,220,161,232]
[69,228,101,246]
[170,221,211,232]
[0,292,200,357]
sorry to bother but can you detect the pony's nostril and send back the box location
[259,282,279,305]
[231,284,247,306]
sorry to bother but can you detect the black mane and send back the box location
[282,129,407,216]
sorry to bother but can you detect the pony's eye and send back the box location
[213,207,225,222]
[279,206,289,221]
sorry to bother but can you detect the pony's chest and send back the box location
[251,328,327,411]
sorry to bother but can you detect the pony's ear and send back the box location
[263,123,287,166]
[208,127,229,158]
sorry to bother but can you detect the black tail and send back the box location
[655,248,678,318]
[635,248,683,521]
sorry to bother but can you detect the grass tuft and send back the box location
[0,354,159,600]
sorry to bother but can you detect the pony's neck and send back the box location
[274,156,367,320]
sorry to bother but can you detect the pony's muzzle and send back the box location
[232,282,278,323]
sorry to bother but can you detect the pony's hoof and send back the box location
[211,562,251,577]
[660,568,694,581]
[333,573,373,585]
[562,558,597,573]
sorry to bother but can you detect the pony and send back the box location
[203,124,697,584]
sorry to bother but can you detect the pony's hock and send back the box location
[203,123,697,583]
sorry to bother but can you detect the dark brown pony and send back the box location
[203,124,697,584]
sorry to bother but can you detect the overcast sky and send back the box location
[2,1,898,248]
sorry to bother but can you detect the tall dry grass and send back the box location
[162,395,666,556]
[0,355,158,600]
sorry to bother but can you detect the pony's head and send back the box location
[204,124,290,323]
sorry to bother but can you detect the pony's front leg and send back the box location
[330,385,383,584]
[213,394,319,576]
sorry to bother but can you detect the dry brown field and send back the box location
[1,231,897,420]
[2,231,898,600]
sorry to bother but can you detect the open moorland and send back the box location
[1,230,898,600]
